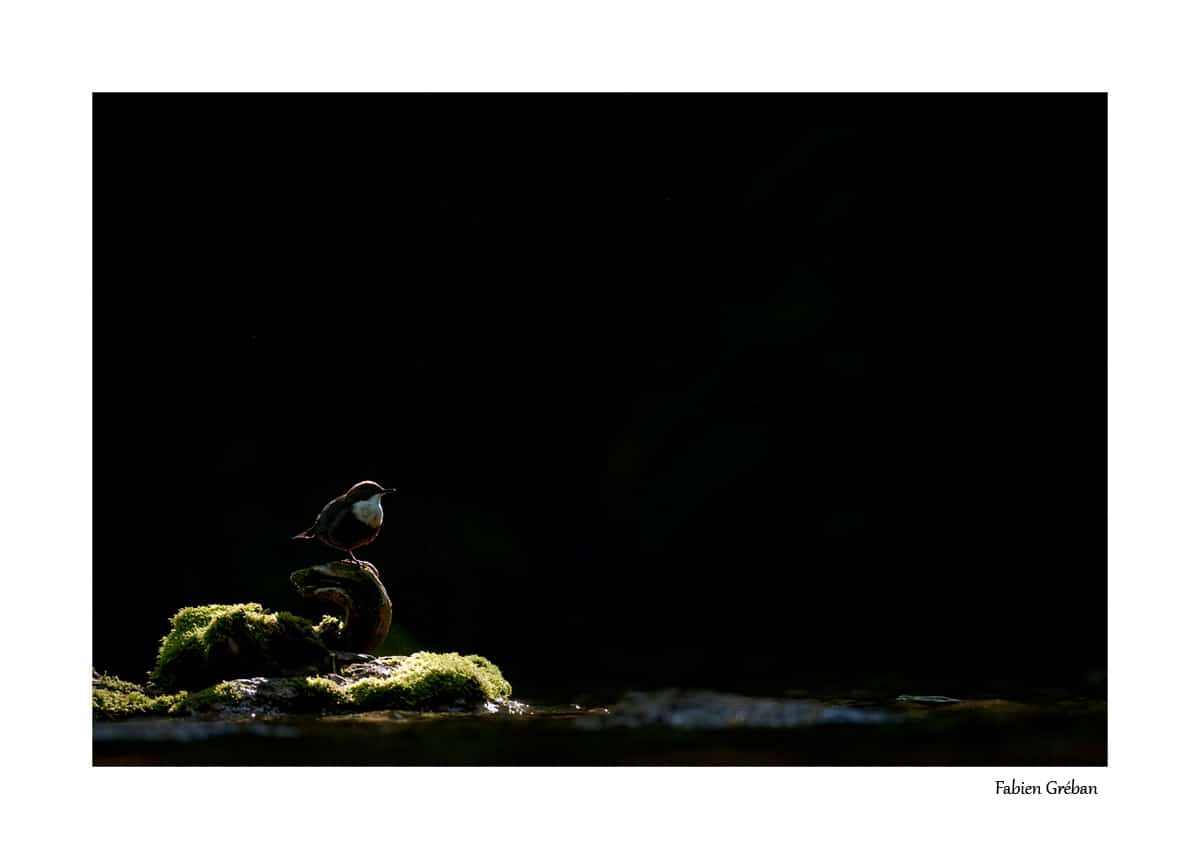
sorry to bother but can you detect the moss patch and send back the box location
[149,603,333,692]
[313,614,345,647]
[92,673,186,719]
[315,652,512,710]
[98,597,511,718]
[93,675,254,719]
[172,681,244,713]
[96,652,512,719]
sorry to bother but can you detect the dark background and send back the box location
[93,95,1105,701]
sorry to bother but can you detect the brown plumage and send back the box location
[293,480,396,563]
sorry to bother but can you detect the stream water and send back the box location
[93,688,1106,765]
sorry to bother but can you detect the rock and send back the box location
[148,603,334,692]
[96,561,511,719]
[895,695,962,705]
[93,672,186,719]
[313,652,512,711]
[579,689,899,730]
[290,561,392,652]
[146,563,394,692]
[94,652,513,719]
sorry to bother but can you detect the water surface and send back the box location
[93,688,1106,765]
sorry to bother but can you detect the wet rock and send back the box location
[479,698,532,716]
[97,652,514,719]
[579,689,900,730]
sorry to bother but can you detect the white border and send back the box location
[4,2,1198,856]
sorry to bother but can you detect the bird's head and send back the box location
[343,480,395,503]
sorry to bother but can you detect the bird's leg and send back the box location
[347,548,362,567]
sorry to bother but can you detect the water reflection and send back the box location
[93,687,1106,766]
[580,689,899,729]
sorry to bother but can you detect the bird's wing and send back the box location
[317,498,352,534]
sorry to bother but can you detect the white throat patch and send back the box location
[351,495,384,528]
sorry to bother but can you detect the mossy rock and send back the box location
[92,672,249,720]
[100,586,512,717]
[186,652,511,715]
[92,672,187,719]
[149,603,334,692]
[312,652,513,711]
[95,652,512,719]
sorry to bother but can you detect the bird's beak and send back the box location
[383,488,397,495]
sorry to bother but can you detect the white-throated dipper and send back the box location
[293,480,396,563]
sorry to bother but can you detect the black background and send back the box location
[93,95,1105,701]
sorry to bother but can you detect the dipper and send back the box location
[293,480,396,563]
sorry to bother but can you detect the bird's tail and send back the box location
[292,529,315,540]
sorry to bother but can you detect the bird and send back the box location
[293,480,396,564]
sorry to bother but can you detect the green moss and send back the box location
[93,672,142,695]
[94,651,512,719]
[292,676,349,710]
[92,673,186,719]
[95,677,258,719]
[149,602,332,691]
[313,614,345,648]
[285,652,511,711]
[339,652,512,710]
[169,681,243,714]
